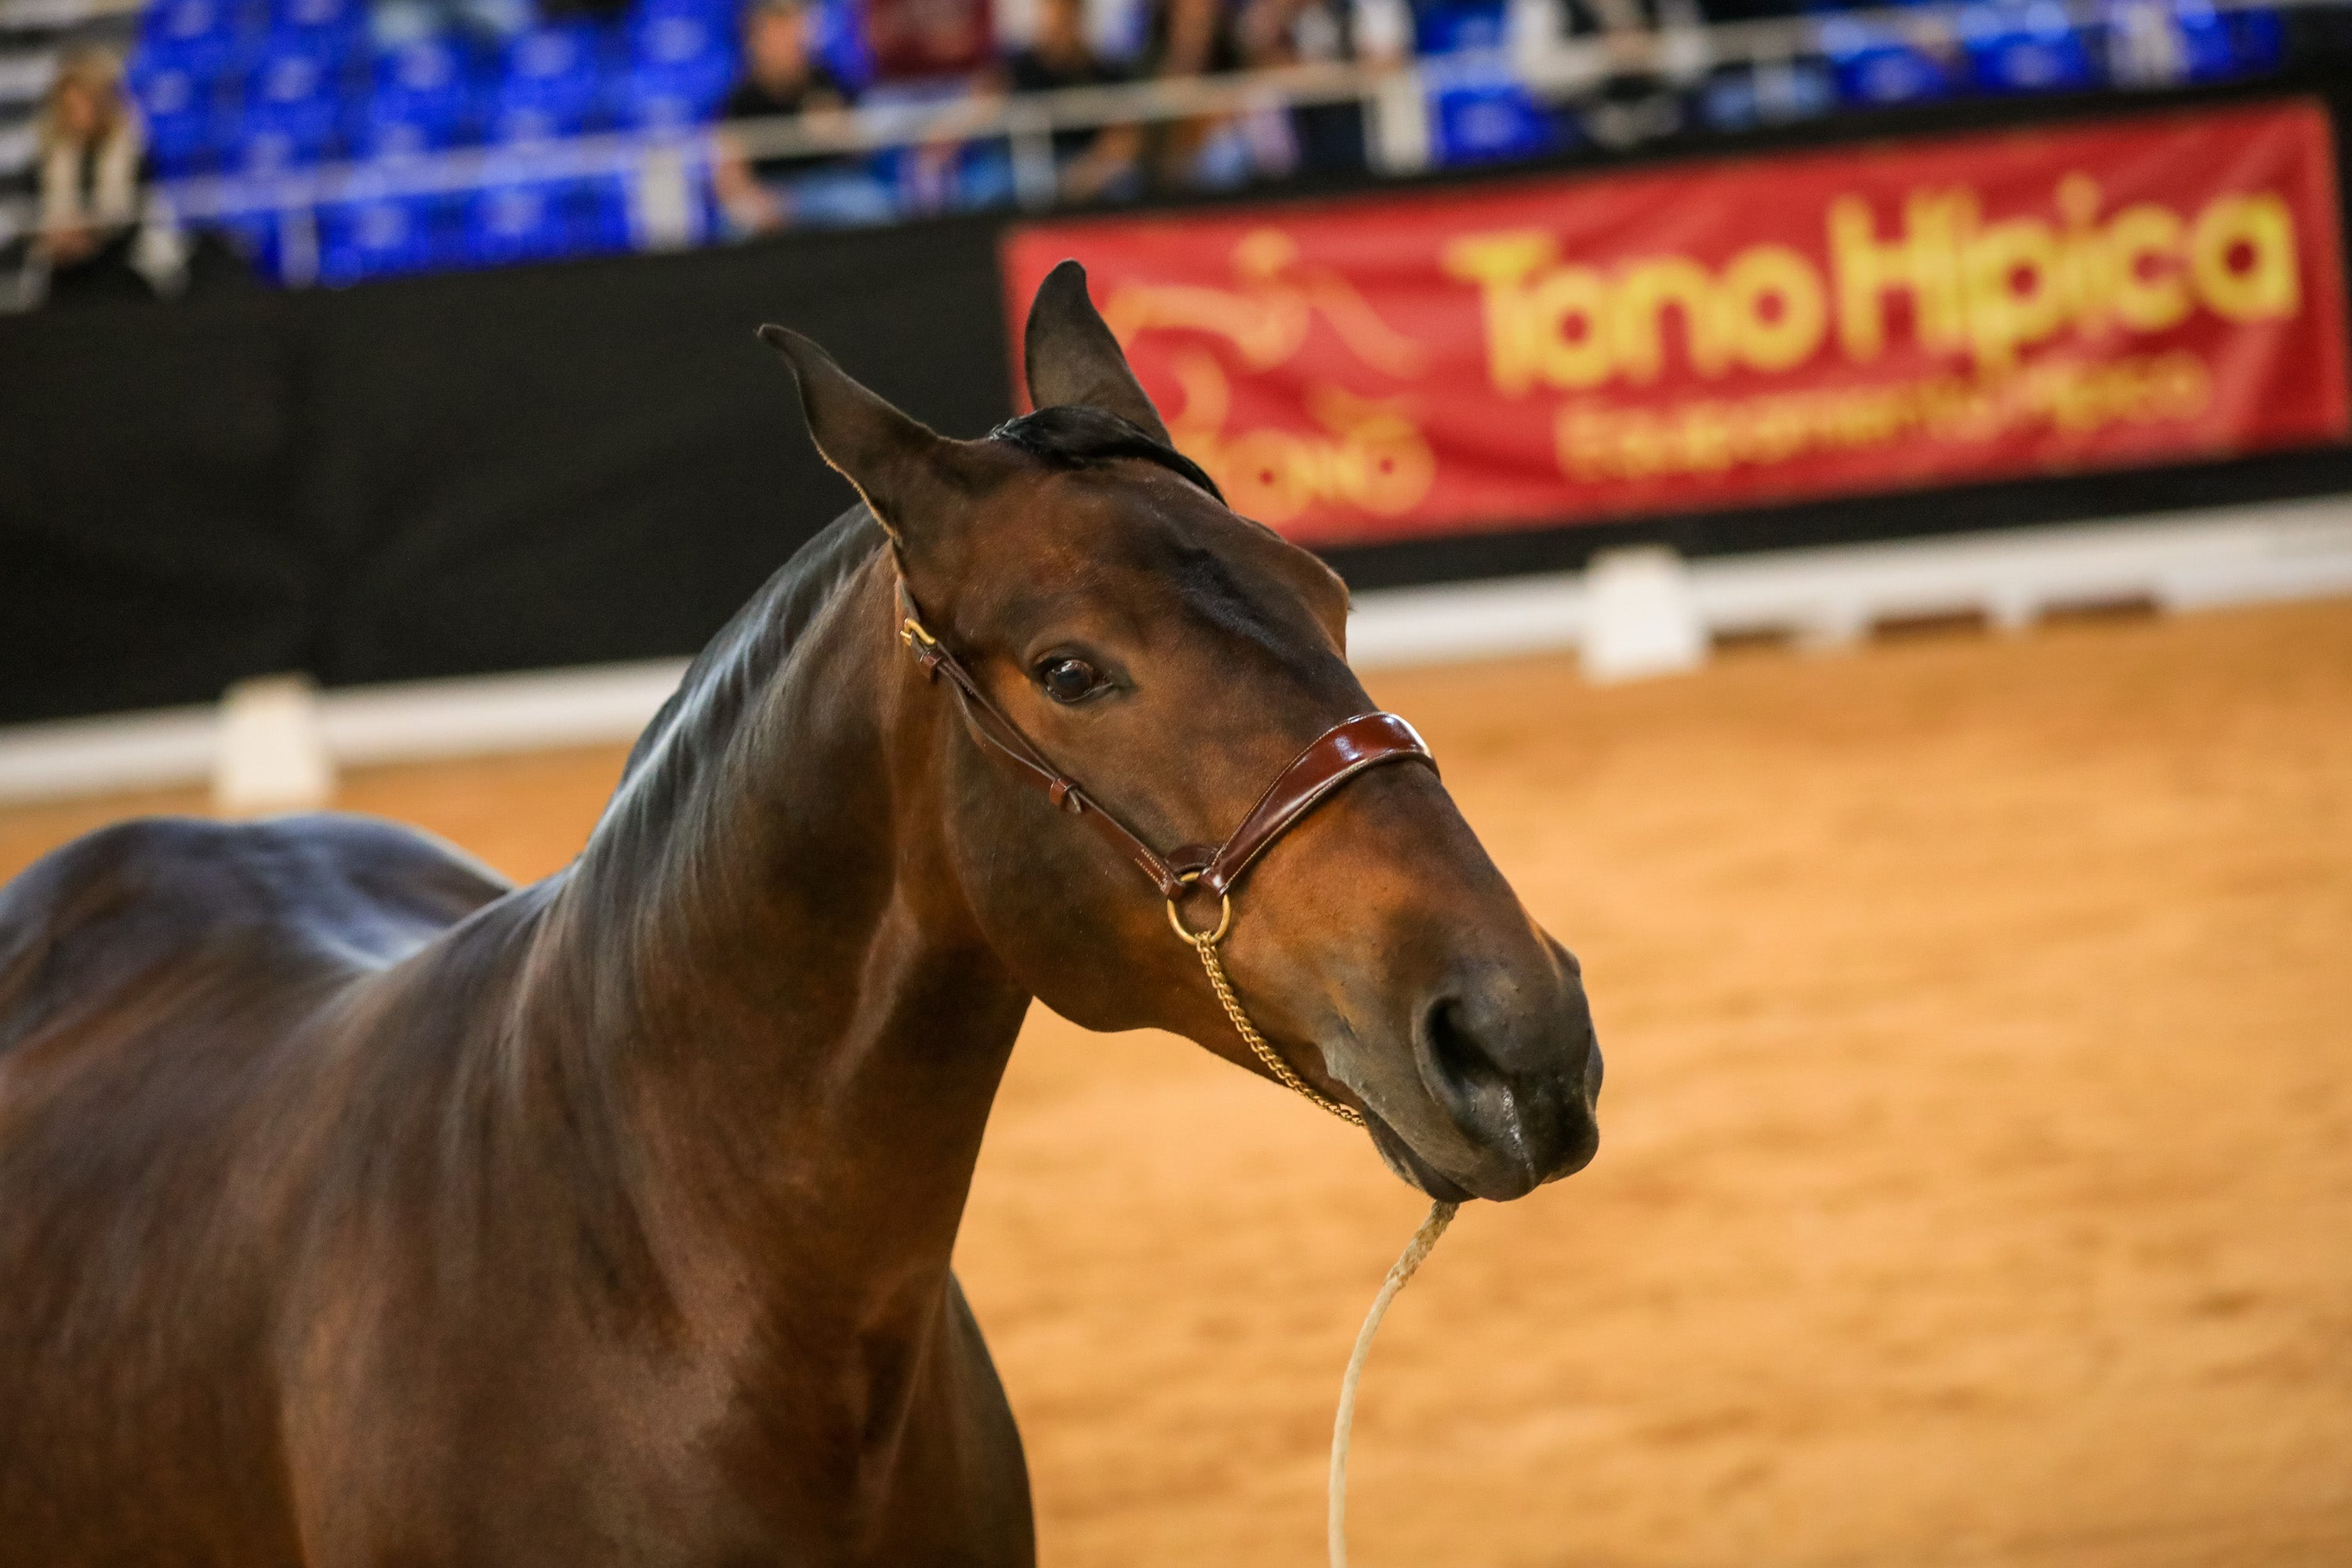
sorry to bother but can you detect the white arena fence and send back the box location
[3,494,2350,807]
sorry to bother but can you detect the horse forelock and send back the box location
[986,405,1224,507]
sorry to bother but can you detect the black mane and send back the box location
[989,405,1225,506]
[605,504,884,802]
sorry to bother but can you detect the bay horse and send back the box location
[0,264,1600,1566]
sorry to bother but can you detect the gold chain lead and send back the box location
[1182,927,1366,1127]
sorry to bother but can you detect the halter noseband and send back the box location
[895,578,1436,1123]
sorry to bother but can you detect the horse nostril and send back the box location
[1411,1001,1468,1086]
[1413,982,1600,1190]
[1417,995,1496,1098]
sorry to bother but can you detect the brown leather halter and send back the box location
[895,579,1436,1123]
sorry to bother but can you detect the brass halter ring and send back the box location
[1163,872,1362,1125]
[1164,870,1233,946]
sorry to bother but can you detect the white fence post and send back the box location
[213,675,336,816]
[1581,546,1708,682]
[634,143,699,251]
[1009,106,1059,210]
[278,204,320,289]
[1367,70,1432,176]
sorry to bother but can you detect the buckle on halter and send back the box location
[900,617,945,679]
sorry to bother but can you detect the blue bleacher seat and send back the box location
[1431,82,1554,165]
[1958,1,2098,92]
[270,0,364,56]
[811,0,871,88]
[491,24,606,142]
[1414,0,1547,165]
[252,34,342,96]
[1821,17,1959,105]
[466,175,564,262]
[617,61,729,131]
[1702,60,1836,129]
[464,162,631,265]
[1413,0,1507,55]
[224,100,336,169]
[629,6,736,100]
[221,40,346,169]
[318,189,448,281]
[2166,0,2284,78]
[2168,0,2238,76]
[272,0,359,29]
[130,56,222,174]
[353,96,451,159]
[143,0,250,78]
[635,0,742,20]
[376,34,474,117]
[2223,5,2284,71]
[1702,66,1759,128]
[571,176,637,255]
[619,0,741,135]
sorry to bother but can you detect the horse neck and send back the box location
[522,533,1030,1317]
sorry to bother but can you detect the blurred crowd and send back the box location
[706,0,1417,234]
[4,0,2325,299]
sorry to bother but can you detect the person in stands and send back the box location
[711,0,891,232]
[1558,0,1706,147]
[28,47,164,303]
[1231,0,1407,177]
[997,0,1142,203]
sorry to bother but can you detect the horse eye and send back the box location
[1039,658,1102,703]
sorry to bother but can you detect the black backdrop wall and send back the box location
[2,222,1008,723]
[5,71,2350,727]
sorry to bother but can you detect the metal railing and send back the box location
[2,0,2339,292]
[0,0,144,28]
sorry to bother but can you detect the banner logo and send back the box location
[1005,102,2348,546]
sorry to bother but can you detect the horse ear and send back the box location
[758,325,959,546]
[1022,260,1171,445]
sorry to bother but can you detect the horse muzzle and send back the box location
[1362,950,1602,1203]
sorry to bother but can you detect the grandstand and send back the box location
[0,0,2329,294]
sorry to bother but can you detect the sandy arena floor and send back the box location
[3,600,2348,1567]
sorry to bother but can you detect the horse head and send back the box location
[759,262,1599,1204]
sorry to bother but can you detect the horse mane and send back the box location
[602,503,887,830]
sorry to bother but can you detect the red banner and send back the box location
[1003,102,2350,548]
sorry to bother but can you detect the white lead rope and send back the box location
[1328,1199,1459,1568]
[1171,908,1457,1565]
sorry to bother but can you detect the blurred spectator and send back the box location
[29,47,184,304]
[1235,0,1408,174]
[1559,0,1705,147]
[867,0,997,78]
[1134,0,1233,187]
[1152,0,1241,74]
[997,0,1142,201]
[1152,0,1402,187]
[712,0,892,230]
